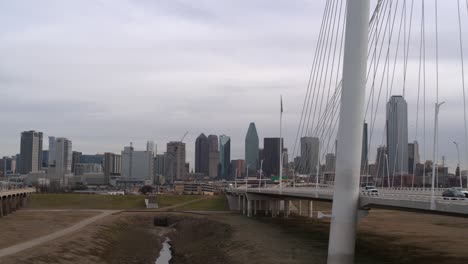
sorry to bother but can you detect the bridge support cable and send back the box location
[431,0,440,210]
[457,0,468,188]
[327,1,370,263]
[292,0,330,164]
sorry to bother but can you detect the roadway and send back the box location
[227,186,468,216]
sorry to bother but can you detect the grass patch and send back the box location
[175,196,229,211]
[28,194,204,210]
[156,195,205,208]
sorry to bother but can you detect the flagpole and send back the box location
[279,95,283,193]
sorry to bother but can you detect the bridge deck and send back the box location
[228,187,468,216]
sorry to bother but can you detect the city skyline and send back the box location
[0,1,467,171]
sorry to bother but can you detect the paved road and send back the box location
[0,210,115,258]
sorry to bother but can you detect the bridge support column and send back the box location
[2,198,8,216]
[299,200,302,216]
[327,0,370,263]
[285,200,290,218]
[242,196,246,215]
[308,200,314,218]
[238,195,241,212]
[9,197,15,212]
[247,199,252,217]
[0,198,3,217]
[253,200,257,216]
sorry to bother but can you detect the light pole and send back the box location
[385,153,390,187]
[235,168,238,188]
[258,159,264,191]
[431,101,445,210]
[453,141,462,188]
[246,164,249,189]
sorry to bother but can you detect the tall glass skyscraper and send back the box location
[245,122,259,174]
[195,133,209,176]
[386,95,408,176]
[219,135,231,179]
[20,130,43,174]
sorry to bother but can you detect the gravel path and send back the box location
[0,210,116,258]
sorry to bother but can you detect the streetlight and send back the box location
[453,141,462,188]
[431,101,445,210]
[258,159,264,191]
[245,163,255,189]
[234,168,238,188]
[384,153,390,187]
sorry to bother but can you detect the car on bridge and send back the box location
[452,188,468,198]
[362,186,379,196]
[442,188,466,200]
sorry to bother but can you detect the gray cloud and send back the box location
[0,1,467,171]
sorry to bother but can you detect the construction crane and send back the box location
[180,131,188,143]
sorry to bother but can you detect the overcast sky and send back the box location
[1,0,467,171]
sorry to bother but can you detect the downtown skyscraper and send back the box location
[245,122,259,175]
[195,133,209,176]
[263,138,283,177]
[299,136,319,174]
[207,135,219,178]
[19,130,43,174]
[166,141,186,183]
[386,95,408,176]
[219,135,231,180]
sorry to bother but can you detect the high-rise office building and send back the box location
[19,130,43,174]
[146,141,156,155]
[48,136,56,166]
[263,138,283,177]
[195,133,209,175]
[386,95,409,176]
[80,154,104,164]
[41,150,49,169]
[165,141,186,183]
[362,122,368,169]
[282,148,289,168]
[375,146,388,181]
[154,154,166,176]
[1,156,16,175]
[121,145,153,181]
[208,135,219,178]
[55,137,72,179]
[104,152,121,184]
[408,141,420,174]
[230,159,245,180]
[245,122,259,174]
[121,146,133,179]
[325,153,336,172]
[219,135,231,180]
[132,151,154,181]
[299,137,319,174]
[71,151,82,173]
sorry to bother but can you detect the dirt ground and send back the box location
[0,206,467,264]
[0,210,99,249]
[0,212,164,264]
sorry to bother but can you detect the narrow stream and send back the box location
[155,237,172,264]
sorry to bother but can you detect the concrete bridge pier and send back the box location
[244,196,248,215]
[299,200,303,216]
[253,200,257,216]
[308,200,314,218]
[284,199,290,218]
[247,199,252,217]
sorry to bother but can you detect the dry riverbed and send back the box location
[1,207,468,264]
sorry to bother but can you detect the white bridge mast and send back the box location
[327,1,370,264]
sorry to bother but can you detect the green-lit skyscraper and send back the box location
[245,122,259,175]
[219,135,231,180]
